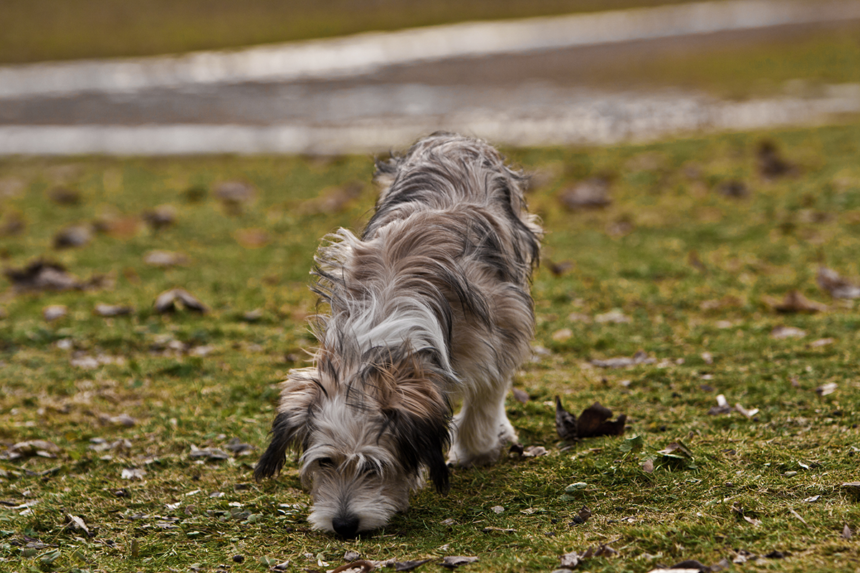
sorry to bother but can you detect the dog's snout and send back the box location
[332,514,360,537]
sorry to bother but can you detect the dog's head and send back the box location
[255,350,451,537]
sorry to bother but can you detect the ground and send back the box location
[0,122,859,572]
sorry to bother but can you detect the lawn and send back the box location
[0,0,743,64]
[0,123,859,572]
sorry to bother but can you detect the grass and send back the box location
[0,122,859,572]
[0,0,732,65]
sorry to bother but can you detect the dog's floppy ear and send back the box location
[379,360,452,494]
[255,368,322,481]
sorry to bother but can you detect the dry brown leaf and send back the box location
[557,397,626,441]
[594,310,631,324]
[641,459,654,473]
[552,328,573,342]
[142,205,176,229]
[511,388,529,404]
[43,305,67,321]
[4,260,107,292]
[441,556,478,569]
[214,181,256,206]
[53,225,92,249]
[522,446,547,458]
[757,140,796,179]
[816,382,837,396]
[770,326,806,339]
[299,182,363,215]
[94,303,133,317]
[93,214,141,238]
[809,338,835,348]
[591,351,654,368]
[817,267,860,299]
[66,514,90,536]
[843,525,854,540]
[121,468,147,480]
[716,179,750,198]
[763,290,827,313]
[144,250,188,267]
[331,560,374,573]
[5,440,61,460]
[189,445,230,461]
[153,289,209,313]
[558,178,611,210]
[234,228,270,248]
[48,187,81,205]
[708,394,732,415]
[548,260,574,276]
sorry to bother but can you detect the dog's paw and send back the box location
[447,445,500,469]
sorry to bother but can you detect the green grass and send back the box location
[0,0,728,64]
[1,123,860,572]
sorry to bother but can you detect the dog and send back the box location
[255,132,542,537]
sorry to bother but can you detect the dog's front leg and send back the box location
[447,378,517,468]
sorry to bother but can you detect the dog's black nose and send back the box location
[332,514,360,538]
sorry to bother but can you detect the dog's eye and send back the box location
[317,457,335,469]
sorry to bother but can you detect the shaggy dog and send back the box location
[255,133,542,537]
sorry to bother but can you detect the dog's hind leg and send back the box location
[447,376,517,468]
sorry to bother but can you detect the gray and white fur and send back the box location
[255,133,542,537]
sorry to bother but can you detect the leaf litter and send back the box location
[153,288,209,313]
[762,290,827,313]
[556,398,626,442]
[4,260,108,292]
[817,267,860,299]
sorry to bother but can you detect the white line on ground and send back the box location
[1,0,859,99]
[2,85,857,155]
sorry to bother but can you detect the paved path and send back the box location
[1,0,859,154]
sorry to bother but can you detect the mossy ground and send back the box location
[1,123,859,572]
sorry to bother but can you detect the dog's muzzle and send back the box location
[332,514,360,538]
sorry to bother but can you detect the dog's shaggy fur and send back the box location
[255,133,542,537]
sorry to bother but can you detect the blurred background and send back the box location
[1,0,859,154]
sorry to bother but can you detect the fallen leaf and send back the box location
[343,551,361,562]
[43,305,67,321]
[511,388,529,404]
[214,181,256,213]
[732,503,760,526]
[577,402,626,438]
[701,352,713,365]
[770,326,806,339]
[809,338,834,348]
[548,260,574,276]
[804,495,820,503]
[594,310,630,324]
[331,560,374,573]
[189,445,230,461]
[441,556,478,569]
[490,506,504,514]
[699,296,742,311]
[234,228,270,248]
[143,250,189,267]
[299,182,364,215]
[757,140,796,179]
[99,413,136,427]
[789,508,808,526]
[4,260,106,292]
[93,213,141,238]
[641,459,654,473]
[94,303,133,317]
[843,525,853,540]
[765,550,786,559]
[242,309,264,322]
[763,290,828,313]
[555,397,578,442]
[121,468,147,480]
[552,328,573,342]
[841,482,860,499]
[658,442,694,459]
[4,440,61,460]
[522,446,547,458]
[708,394,732,415]
[395,559,432,572]
[577,506,593,523]
[66,514,90,536]
[716,180,750,199]
[48,187,81,205]
[558,178,611,210]
[591,350,654,368]
[0,210,25,236]
[440,518,456,526]
[567,312,592,323]
[141,205,176,229]
[224,438,255,456]
[153,288,208,313]
[815,382,837,396]
[70,355,99,369]
[53,225,92,249]
[559,551,583,569]
[817,267,860,299]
